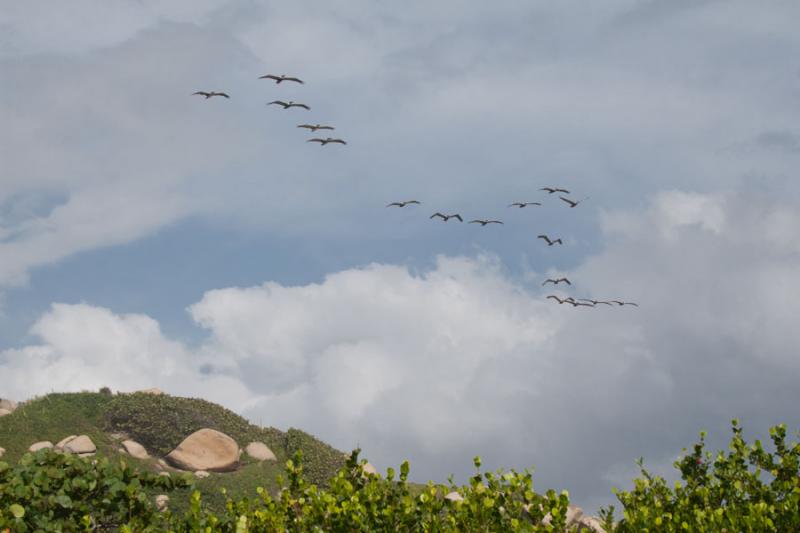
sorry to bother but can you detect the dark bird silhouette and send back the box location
[570,300,595,307]
[559,196,589,208]
[540,187,570,194]
[578,299,613,306]
[546,295,570,304]
[610,300,639,307]
[542,278,571,286]
[469,219,503,226]
[259,74,304,84]
[537,234,563,246]
[297,124,335,132]
[430,213,463,222]
[193,91,229,99]
[508,202,542,208]
[307,137,346,145]
[268,100,310,110]
[386,200,421,208]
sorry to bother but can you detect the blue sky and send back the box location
[2,0,800,513]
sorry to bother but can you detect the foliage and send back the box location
[0,449,192,532]
[605,420,800,532]
[103,393,285,459]
[283,428,345,487]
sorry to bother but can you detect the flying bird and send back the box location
[610,300,639,307]
[559,196,589,208]
[297,124,335,132]
[546,295,570,304]
[267,100,310,110]
[307,137,346,145]
[570,300,595,307]
[193,91,229,99]
[537,234,563,246]
[540,187,570,194]
[386,200,421,208]
[542,278,571,286]
[508,202,542,208]
[578,298,613,306]
[259,74,304,84]
[469,219,503,226]
[430,213,463,222]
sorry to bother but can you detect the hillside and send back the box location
[0,390,346,512]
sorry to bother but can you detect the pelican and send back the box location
[537,234,563,246]
[268,100,310,110]
[193,91,229,99]
[542,278,571,286]
[508,202,542,208]
[307,137,346,145]
[540,187,570,194]
[430,213,463,222]
[259,74,304,84]
[559,196,589,208]
[386,200,421,208]
[469,219,503,226]
[610,300,639,307]
[578,299,613,306]
[297,124,335,132]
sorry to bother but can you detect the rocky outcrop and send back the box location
[55,435,78,450]
[0,447,5,458]
[155,494,169,512]
[29,441,54,452]
[165,428,240,472]
[121,439,149,459]
[0,399,17,412]
[362,462,378,476]
[56,435,96,456]
[0,409,12,417]
[543,505,606,533]
[138,388,164,395]
[245,442,276,462]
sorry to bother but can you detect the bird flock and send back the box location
[194,74,636,310]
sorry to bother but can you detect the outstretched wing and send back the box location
[307,138,325,143]
[215,92,230,98]
[193,91,210,96]
[487,220,503,224]
[284,77,304,84]
[556,188,571,194]
[317,125,335,130]
[386,202,403,207]
[542,279,555,286]
[527,202,542,206]
[537,235,550,242]
[468,220,483,224]
[268,100,288,106]
[624,302,639,307]
[558,278,571,285]
[329,139,347,144]
[297,124,315,130]
[405,200,420,205]
[451,214,463,222]
[291,103,311,110]
[259,74,281,81]
[553,238,563,245]
[559,196,576,206]
[430,212,446,220]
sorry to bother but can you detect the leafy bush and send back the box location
[284,428,345,487]
[605,420,800,532]
[0,449,192,532]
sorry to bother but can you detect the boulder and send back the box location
[55,435,78,450]
[0,399,17,412]
[165,428,239,472]
[444,491,464,502]
[121,439,149,459]
[362,462,378,476]
[577,516,607,533]
[155,495,169,512]
[158,472,170,477]
[0,447,5,458]
[543,505,584,528]
[63,435,96,455]
[0,409,12,417]
[29,441,54,452]
[245,442,276,462]
[194,470,210,479]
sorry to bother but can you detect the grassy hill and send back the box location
[0,390,347,513]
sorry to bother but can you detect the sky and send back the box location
[2,0,800,513]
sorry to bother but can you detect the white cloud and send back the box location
[4,189,800,512]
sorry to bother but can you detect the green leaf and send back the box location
[10,503,25,518]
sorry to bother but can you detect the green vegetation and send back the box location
[1,392,798,531]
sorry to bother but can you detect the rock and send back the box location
[158,472,170,477]
[121,439,149,459]
[155,494,169,512]
[0,447,5,458]
[577,516,607,533]
[543,505,584,528]
[139,388,164,395]
[29,441,54,452]
[55,435,78,450]
[0,409,12,417]
[0,399,17,412]
[63,435,96,455]
[444,491,464,502]
[165,428,240,472]
[195,470,210,479]
[362,462,378,476]
[108,432,128,441]
[245,442,276,462]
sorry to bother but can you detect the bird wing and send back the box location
[559,196,576,206]
[452,214,463,222]
[297,125,314,129]
[268,100,288,106]
[330,139,347,144]
[317,125,335,130]
[509,203,522,207]
[468,220,482,224]
[528,202,542,206]
[284,77,304,84]
[556,188,570,194]
[539,187,554,193]
[406,200,420,205]
[430,212,446,219]
[307,138,325,143]
[291,103,310,110]
[542,279,554,285]
[193,91,210,96]
[537,234,548,240]
[488,220,503,224]
[216,92,230,98]
[553,239,563,244]
[624,302,639,307]
[386,202,402,207]
[559,278,571,285]
[259,74,280,81]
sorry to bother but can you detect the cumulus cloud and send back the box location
[3,189,800,512]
